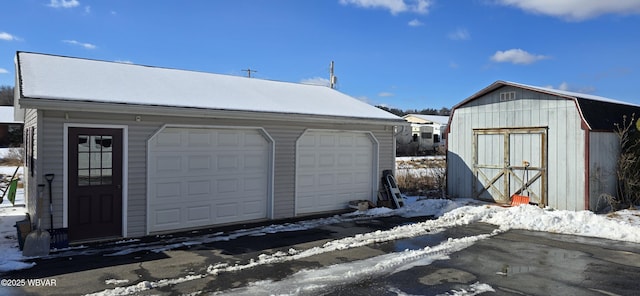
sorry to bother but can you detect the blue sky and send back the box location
[2,0,640,109]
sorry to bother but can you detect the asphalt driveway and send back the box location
[2,215,639,295]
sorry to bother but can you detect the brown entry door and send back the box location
[68,127,123,241]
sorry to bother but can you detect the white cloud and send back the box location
[48,0,80,8]
[490,48,549,65]
[408,19,424,26]
[300,77,331,87]
[496,0,640,21]
[357,96,373,104]
[63,39,97,49]
[448,28,470,40]
[339,0,432,15]
[0,68,8,74]
[0,32,21,41]
[378,92,395,97]
[558,81,569,91]
[545,82,596,93]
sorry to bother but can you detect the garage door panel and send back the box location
[242,200,264,215]
[296,195,314,210]
[245,154,267,169]
[319,154,335,167]
[153,182,182,199]
[298,154,316,167]
[336,173,352,185]
[356,136,371,147]
[355,154,371,166]
[186,205,211,223]
[155,155,182,173]
[338,136,353,146]
[188,155,212,170]
[296,131,375,215]
[155,130,182,147]
[319,135,335,146]
[245,176,267,191]
[217,155,240,170]
[215,202,239,218]
[187,130,212,146]
[149,127,270,233]
[245,133,268,146]
[298,174,315,187]
[337,154,353,166]
[155,208,181,227]
[318,174,335,186]
[187,180,211,196]
[217,131,241,146]
[216,178,239,194]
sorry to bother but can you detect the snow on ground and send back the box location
[396,156,445,177]
[0,187,33,273]
[1,162,640,295]
[88,197,640,296]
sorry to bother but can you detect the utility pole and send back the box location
[329,61,337,89]
[242,68,257,78]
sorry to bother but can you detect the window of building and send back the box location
[500,91,516,101]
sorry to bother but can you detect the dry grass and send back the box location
[0,148,24,166]
[395,157,446,198]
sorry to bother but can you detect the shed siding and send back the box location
[588,132,618,211]
[37,110,393,238]
[448,87,587,210]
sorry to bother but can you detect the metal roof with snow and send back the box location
[16,52,401,122]
[402,114,450,125]
[0,106,22,124]
[454,80,640,131]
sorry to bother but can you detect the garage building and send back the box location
[14,52,403,242]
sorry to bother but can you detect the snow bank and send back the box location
[442,204,640,243]
[217,233,498,295]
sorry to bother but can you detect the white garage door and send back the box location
[148,127,271,233]
[296,130,375,215]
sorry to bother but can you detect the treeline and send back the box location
[0,86,13,106]
[376,105,451,117]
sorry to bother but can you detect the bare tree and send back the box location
[613,114,640,209]
[0,86,14,106]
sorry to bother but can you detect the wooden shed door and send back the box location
[68,127,123,241]
[473,128,547,206]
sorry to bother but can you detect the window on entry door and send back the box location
[77,135,113,186]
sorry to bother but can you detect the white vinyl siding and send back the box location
[30,110,395,239]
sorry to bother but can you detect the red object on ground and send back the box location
[511,195,530,206]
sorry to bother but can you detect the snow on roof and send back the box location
[403,114,449,124]
[0,106,21,124]
[503,81,640,107]
[16,52,401,121]
[454,80,640,131]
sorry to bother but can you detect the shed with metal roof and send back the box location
[446,80,640,211]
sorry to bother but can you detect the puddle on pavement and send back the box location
[391,232,450,252]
